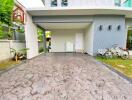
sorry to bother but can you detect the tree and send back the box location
[0,0,14,25]
[37,28,44,42]
[0,0,14,39]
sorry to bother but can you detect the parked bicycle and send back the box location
[97,44,129,59]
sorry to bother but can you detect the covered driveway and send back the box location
[38,22,92,53]
[0,53,132,100]
[25,15,94,59]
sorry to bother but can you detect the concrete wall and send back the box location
[45,0,115,8]
[25,13,39,59]
[0,40,26,61]
[50,29,84,52]
[84,24,94,55]
[93,15,126,55]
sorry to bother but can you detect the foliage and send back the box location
[0,24,14,39]
[0,0,14,25]
[0,22,3,39]
[16,24,25,33]
[0,0,14,39]
[10,48,29,61]
[46,31,52,38]
[37,28,43,42]
[39,46,44,53]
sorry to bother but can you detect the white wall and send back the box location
[93,16,126,55]
[45,0,115,8]
[50,29,84,52]
[0,40,26,61]
[68,0,115,7]
[84,24,94,55]
[25,13,39,59]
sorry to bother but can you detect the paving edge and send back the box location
[0,60,27,75]
[97,61,132,84]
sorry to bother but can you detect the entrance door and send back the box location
[65,41,74,52]
[75,33,84,52]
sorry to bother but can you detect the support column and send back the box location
[25,13,39,59]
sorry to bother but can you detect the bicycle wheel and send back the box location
[121,51,129,60]
[104,51,113,58]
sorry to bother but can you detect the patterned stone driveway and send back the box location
[0,53,132,100]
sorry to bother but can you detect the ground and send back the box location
[0,60,20,71]
[96,57,132,78]
[0,53,132,100]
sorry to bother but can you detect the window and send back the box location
[51,0,57,7]
[115,0,121,6]
[61,0,68,7]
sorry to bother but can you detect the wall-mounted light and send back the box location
[108,25,112,31]
[117,25,121,31]
[99,25,103,31]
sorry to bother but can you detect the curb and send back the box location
[97,61,132,84]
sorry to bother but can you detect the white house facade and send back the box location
[23,0,132,59]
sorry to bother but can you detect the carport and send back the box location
[25,8,132,59]
[37,23,92,53]
[25,14,94,59]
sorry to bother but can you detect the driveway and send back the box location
[0,53,132,100]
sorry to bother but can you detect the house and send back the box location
[22,0,132,59]
[0,1,26,61]
[13,2,25,24]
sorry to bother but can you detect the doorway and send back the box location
[127,30,132,50]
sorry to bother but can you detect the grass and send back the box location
[96,57,132,78]
[0,60,20,71]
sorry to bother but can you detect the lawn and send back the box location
[96,57,132,78]
[0,60,20,71]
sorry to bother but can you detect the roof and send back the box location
[15,0,26,9]
[27,7,132,18]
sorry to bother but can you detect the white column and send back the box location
[25,13,39,59]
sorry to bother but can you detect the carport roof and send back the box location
[27,7,132,18]
[37,23,91,30]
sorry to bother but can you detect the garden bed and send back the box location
[96,57,132,79]
[0,60,20,71]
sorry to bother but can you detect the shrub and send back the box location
[39,47,44,53]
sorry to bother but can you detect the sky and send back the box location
[17,0,44,8]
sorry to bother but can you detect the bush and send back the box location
[39,47,44,53]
